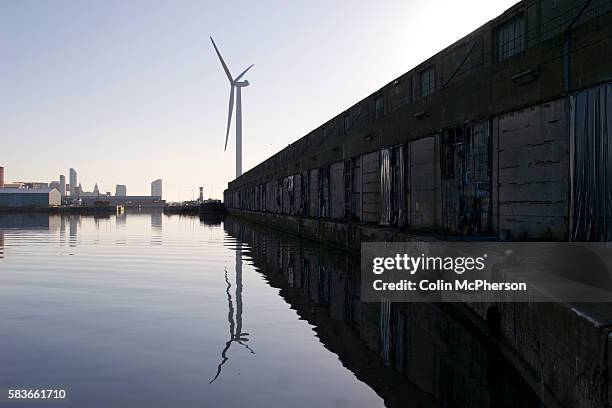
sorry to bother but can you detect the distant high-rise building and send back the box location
[0,166,4,188]
[115,184,127,197]
[69,168,77,197]
[59,174,66,196]
[151,179,162,199]
[49,180,61,190]
[93,183,99,195]
[77,183,82,198]
[199,187,203,201]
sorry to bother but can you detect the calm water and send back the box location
[0,211,541,407]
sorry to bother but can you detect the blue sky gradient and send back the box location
[1,0,518,200]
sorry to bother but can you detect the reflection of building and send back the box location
[116,210,127,226]
[150,211,162,228]
[0,213,55,229]
[0,188,61,207]
[115,184,127,197]
[151,179,162,199]
[69,168,77,197]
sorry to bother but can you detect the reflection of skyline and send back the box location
[0,211,169,251]
[209,241,254,384]
[0,230,4,259]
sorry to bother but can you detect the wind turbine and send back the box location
[210,37,254,178]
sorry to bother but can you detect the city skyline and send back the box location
[1,0,520,200]
[0,165,162,199]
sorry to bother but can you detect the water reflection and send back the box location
[116,210,127,227]
[0,212,543,406]
[209,254,255,383]
[0,213,57,230]
[151,211,163,245]
[69,215,78,247]
[223,217,541,408]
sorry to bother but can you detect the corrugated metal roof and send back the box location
[0,187,58,194]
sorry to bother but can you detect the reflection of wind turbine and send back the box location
[209,249,254,384]
[210,37,254,178]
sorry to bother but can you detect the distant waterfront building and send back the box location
[199,187,204,202]
[15,182,49,189]
[49,181,61,191]
[78,183,100,198]
[115,184,127,197]
[0,166,4,188]
[151,179,162,199]
[80,195,165,207]
[69,168,77,197]
[0,188,61,207]
[3,182,23,188]
[59,174,66,196]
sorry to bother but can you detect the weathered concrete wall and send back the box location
[309,169,320,217]
[462,299,612,408]
[494,98,569,239]
[351,157,362,220]
[282,177,290,214]
[330,161,344,220]
[408,135,441,229]
[294,174,302,215]
[361,151,380,223]
[228,208,443,253]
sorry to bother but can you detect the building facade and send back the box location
[0,188,61,207]
[224,0,612,242]
[115,184,127,197]
[59,174,66,197]
[69,168,77,197]
[151,179,162,199]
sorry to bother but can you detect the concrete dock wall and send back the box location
[224,0,611,241]
[493,98,570,239]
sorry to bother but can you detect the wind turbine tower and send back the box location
[210,37,254,179]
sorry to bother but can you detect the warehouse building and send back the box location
[0,188,61,208]
[224,0,612,242]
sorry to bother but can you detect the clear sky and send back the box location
[1,0,519,201]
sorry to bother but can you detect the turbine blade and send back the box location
[234,64,254,82]
[224,86,235,151]
[210,36,233,83]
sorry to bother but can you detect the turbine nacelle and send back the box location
[234,80,249,87]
